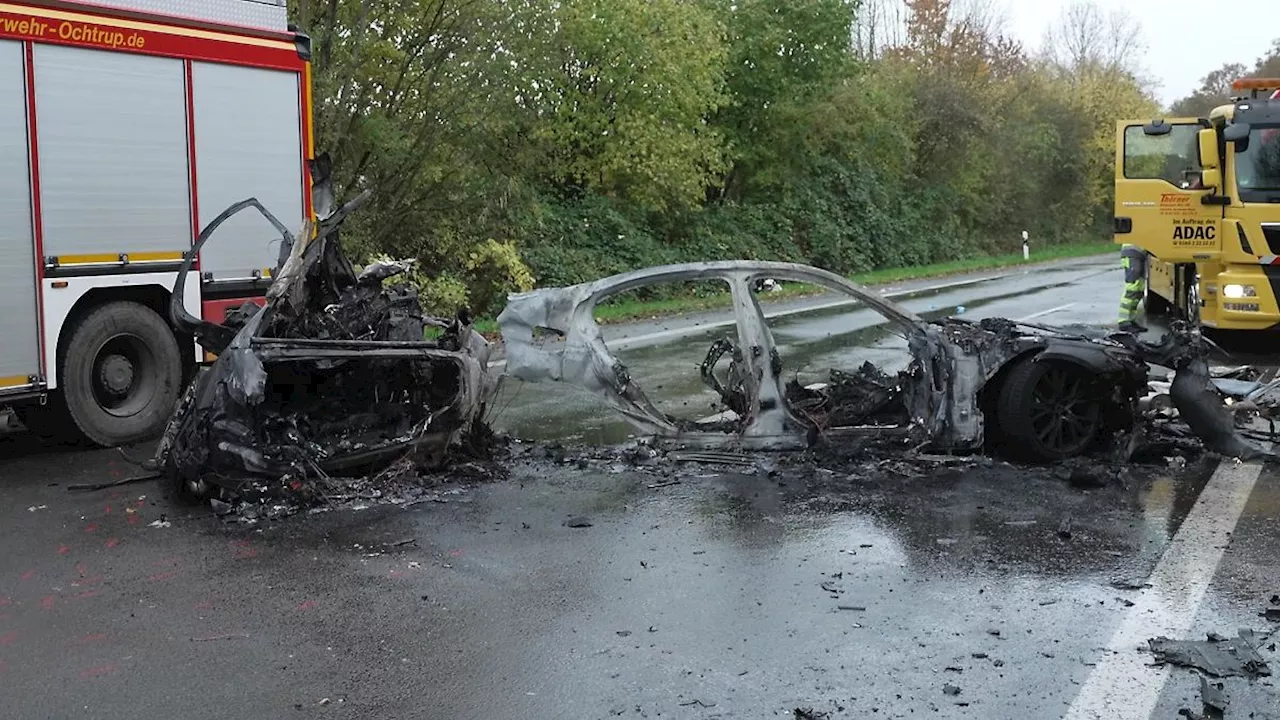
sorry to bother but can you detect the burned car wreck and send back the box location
[498,262,1265,462]
[154,189,493,504]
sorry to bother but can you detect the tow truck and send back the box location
[0,0,317,446]
[1115,78,1280,331]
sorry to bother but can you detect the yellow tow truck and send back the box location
[1115,78,1280,330]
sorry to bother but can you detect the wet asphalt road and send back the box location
[1,255,1279,719]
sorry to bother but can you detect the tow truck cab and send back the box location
[1114,79,1280,331]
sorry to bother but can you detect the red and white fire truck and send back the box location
[0,0,316,446]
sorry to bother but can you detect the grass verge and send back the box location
[472,240,1115,334]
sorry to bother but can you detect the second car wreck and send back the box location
[498,261,1266,462]
[153,185,494,504]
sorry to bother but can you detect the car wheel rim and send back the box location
[90,332,159,419]
[1027,365,1100,455]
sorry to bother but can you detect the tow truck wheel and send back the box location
[1183,275,1202,325]
[60,301,182,447]
[996,358,1103,462]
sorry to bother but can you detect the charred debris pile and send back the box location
[153,191,497,514]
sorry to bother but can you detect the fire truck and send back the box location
[0,0,316,446]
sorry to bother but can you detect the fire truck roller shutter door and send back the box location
[192,61,304,282]
[33,45,190,261]
[0,40,41,391]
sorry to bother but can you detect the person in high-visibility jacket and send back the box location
[1118,244,1147,334]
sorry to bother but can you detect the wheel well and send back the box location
[54,286,194,386]
[978,348,1043,412]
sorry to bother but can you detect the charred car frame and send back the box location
[154,182,493,503]
[498,262,1260,462]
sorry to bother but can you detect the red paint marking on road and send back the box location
[103,505,111,515]
[19,570,35,581]
[84,524,98,534]
[40,596,55,610]
[297,600,317,611]
[108,490,122,500]
[134,499,146,508]
[78,664,116,679]
[105,538,119,549]
[148,571,177,582]
[194,601,212,611]
[74,575,105,587]
[0,631,16,646]
[448,549,464,557]
[56,545,70,555]
[233,547,258,559]
[75,563,88,577]
[126,514,139,525]
[0,596,10,607]
[78,633,107,644]
[73,591,100,601]
[389,570,407,579]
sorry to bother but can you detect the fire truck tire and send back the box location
[60,301,183,447]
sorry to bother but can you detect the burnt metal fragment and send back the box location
[1147,631,1272,678]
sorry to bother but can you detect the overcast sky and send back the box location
[1002,0,1278,107]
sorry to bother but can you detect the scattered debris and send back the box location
[1111,579,1152,591]
[564,517,593,528]
[1056,514,1074,539]
[1199,676,1227,715]
[1147,631,1272,678]
[793,708,829,720]
[678,699,715,708]
[147,519,171,529]
[836,606,866,612]
[942,684,961,696]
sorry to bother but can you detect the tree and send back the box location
[701,0,860,200]
[523,0,729,211]
[1169,39,1280,115]
[1043,0,1145,76]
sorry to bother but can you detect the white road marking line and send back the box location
[488,258,1110,369]
[1063,453,1269,720]
[1017,303,1074,321]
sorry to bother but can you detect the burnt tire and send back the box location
[996,358,1103,463]
[60,301,183,447]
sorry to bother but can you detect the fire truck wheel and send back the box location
[61,301,183,447]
